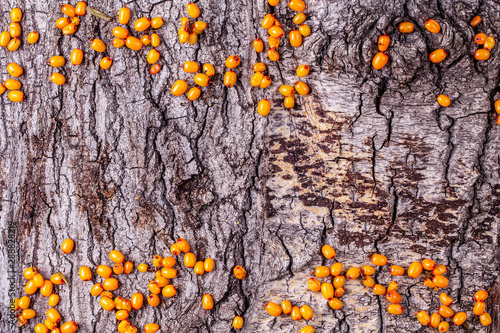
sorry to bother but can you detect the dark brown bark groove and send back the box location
[0,0,499,332]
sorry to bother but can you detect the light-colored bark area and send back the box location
[0,0,498,332]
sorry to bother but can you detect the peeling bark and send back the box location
[0,0,499,332]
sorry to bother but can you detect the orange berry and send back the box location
[378,35,390,52]
[372,52,388,70]
[289,30,302,47]
[162,285,177,297]
[194,261,205,275]
[291,306,302,320]
[202,294,214,311]
[475,49,490,60]
[134,17,151,32]
[437,94,451,107]
[330,262,343,276]
[429,49,447,63]
[386,290,402,304]
[474,290,488,301]
[321,245,336,259]
[284,96,295,109]
[475,33,487,44]
[432,275,449,288]
[439,292,453,306]
[473,301,485,315]
[300,305,313,320]
[131,293,143,310]
[417,310,431,325]
[171,80,188,96]
[289,0,306,12]
[293,13,306,25]
[90,283,104,296]
[266,301,282,317]
[363,275,375,288]
[425,19,441,33]
[407,261,422,278]
[75,1,87,16]
[261,14,275,29]
[334,287,345,297]
[439,305,454,318]
[361,265,376,275]
[308,277,321,292]
[232,316,244,329]
[225,55,241,69]
[389,265,404,276]
[224,70,237,87]
[281,300,292,314]
[321,282,334,300]
[144,323,160,333]
[430,313,441,328]
[387,281,398,292]
[333,275,346,288]
[253,39,264,53]
[259,76,272,89]
[187,3,200,18]
[484,36,495,50]
[438,321,449,332]
[470,15,481,27]
[314,266,330,278]
[251,72,264,87]
[234,265,247,279]
[184,252,197,267]
[371,254,388,266]
[421,259,436,270]
[103,278,119,291]
[480,312,492,326]
[194,73,210,87]
[299,24,311,37]
[399,22,414,33]
[452,311,467,325]
[126,36,143,51]
[204,258,215,272]
[346,267,361,280]
[433,265,447,275]
[373,284,386,295]
[257,99,271,116]
[79,266,92,281]
[148,294,160,307]
[328,297,343,310]
[387,304,403,315]
[47,308,61,323]
[267,48,280,61]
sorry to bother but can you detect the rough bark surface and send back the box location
[0,0,499,332]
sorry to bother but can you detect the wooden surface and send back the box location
[0,0,499,332]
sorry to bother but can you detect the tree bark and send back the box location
[0,0,499,332]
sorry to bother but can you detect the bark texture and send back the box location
[0,0,499,332]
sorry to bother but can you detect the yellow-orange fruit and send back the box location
[308,277,321,292]
[407,262,422,278]
[372,52,388,69]
[300,305,313,320]
[429,49,447,63]
[321,245,336,259]
[417,311,431,325]
[281,300,292,314]
[257,99,271,116]
[134,17,151,32]
[399,22,414,33]
[425,19,441,33]
[291,306,302,320]
[171,80,188,96]
[346,267,361,280]
[387,304,403,315]
[328,297,343,310]
[470,15,481,27]
[439,305,454,318]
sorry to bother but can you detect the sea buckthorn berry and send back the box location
[75,1,86,15]
[473,301,485,315]
[27,31,39,44]
[161,285,176,298]
[116,310,129,321]
[363,275,375,288]
[435,94,451,107]
[100,57,112,70]
[433,265,447,275]
[150,63,161,75]
[372,52,388,70]
[321,282,334,300]
[91,39,106,53]
[258,99,271,116]
[293,13,306,24]
[25,279,37,294]
[268,0,279,5]
[429,49,447,63]
[194,21,207,32]
[438,321,449,332]
[62,23,77,35]
[100,296,115,311]
[424,278,437,290]
[278,300,292,315]
[179,29,190,44]
[61,4,76,17]
[59,238,74,253]
[33,273,45,287]
[233,265,247,279]
[251,72,264,87]
[270,37,281,50]
[41,280,54,297]
[417,310,431,325]
[284,96,295,109]
[118,320,131,332]
[113,264,124,275]
[202,63,215,77]
[346,267,361,280]
[161,267,177,279]
[224,70,237,87]
[23,267,37,279]
[201,258,214,273]
[118,7,130,24]
[265,302,282,317]
[202,294,214,311]
[429,313,441,328]
[194,261,205,275]
[361,265,376,275]
[335,287,345,297]
[141,35,151,46]
[90,283,104,296]
[134,17,151,32]
[421,259,436,270]
[308,277,321,292]
[385,281,397,292]
[262,14,275,29]
[474,290,488,301]
[232,316,244,330]
[9,22,21,38]
[97,265,112,278]
[7,38,20,51]
[268,26,284,39]
[386,291,402,304]
[267,48,280,61]
[475,33,487,44]
[194,73,210,87]
[148,294,160,307]
[425,19,441,33]
[155,276,169,288]
[150,33,160,47]
[34,324,49,333]
[115,296,123,310]
[300,305,313,320]
[377,35,390,52]
[184,252,197,267]
[407,262,422,278]
[225,55,241,69]
[46,308,61,323]
[439,293,453,306]
[187,3,200,18]
[475,49,490,60]
[45,319,57,330]
[433,275,449,288]
[289,0,306,11]
[0,31,11,47]
[11,8,22,22]
[171,80,188,96]
[470,15,481,27]
[56,17,71,29]
[387,304,403,315]
[4,79,21,90]
[100,291,113,298]
[480,312,491,326]
[151,17,164,29]
[8,90,25,102]
[147,49,160,64]
[113,27,129,39]
[21,308,36,319]
[7,63,23,78]
[322,245,336,260]
[452,312,467,325]
[162,257,176,268]
[170,243,181,255]
[333,275,346,288]
[373,284,386,295]
[369,254,387,266]
[299,24,311,37]
[175,238,190,252]
[484,36,495,50]
[71,16,80,25]
[129,293,143,310]
[254,39,264,53]
[329,262,343,276]
[67,49,83,66]
[295,65,310,78]
[188,32,198,45]
[314,265,330,278]
[19,296,30,309]
[258,76,271,89]
[0,83,5,95]
[144,323,160,333]
[253,62,267,72]
[439,305,454,318]
[123,261,134,274]
[279,85,295,97]
[399,22,414,33]
[328,297,343,310]
[103,278,119,291]
[137,263,148,272]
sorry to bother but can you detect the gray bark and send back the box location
[0,0,499,332]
